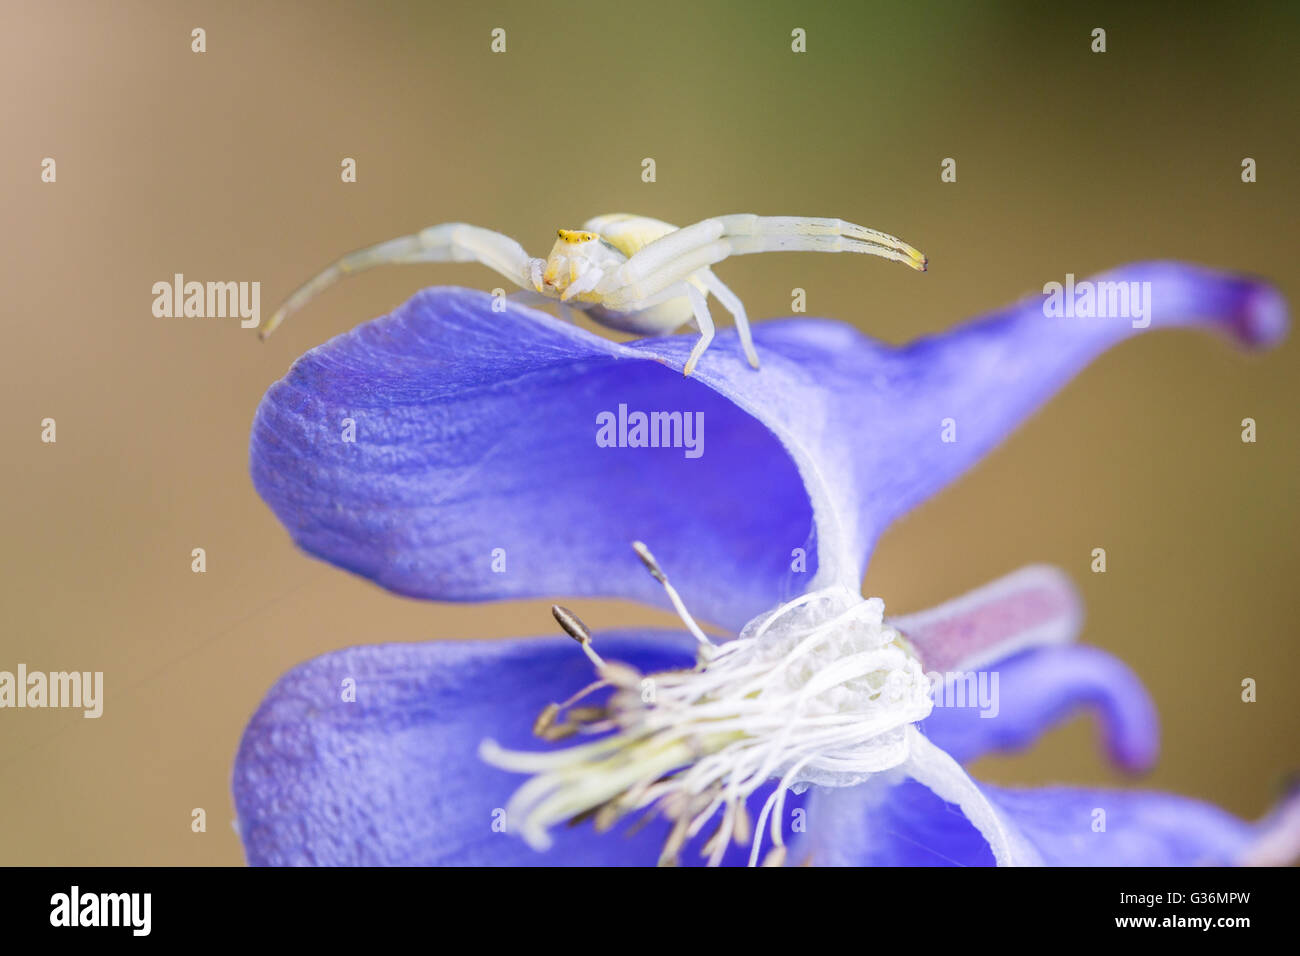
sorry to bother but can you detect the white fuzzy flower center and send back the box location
[480,582,933,866]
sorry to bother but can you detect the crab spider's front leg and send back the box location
[597,214,927,307]
[260,223,537,339]
[597,222,732,306]
[721,215,928,270]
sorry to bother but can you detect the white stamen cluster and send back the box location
[481,546,934,866]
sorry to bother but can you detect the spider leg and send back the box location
[597,214,926,309]
[681,283,715,377]
[718,215,928,269]
[699,269,759,370]
[560,268,603,302]
[597,221,731,308]
[607,280,721,375]
[261,223,536,339]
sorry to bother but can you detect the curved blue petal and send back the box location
[251,288,814,632]
[252,264,1286,629]
[804,776,1270,866]
[923,645,1159,772]
[232,631,803,866]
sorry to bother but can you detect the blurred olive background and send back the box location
[2,0,1296,865]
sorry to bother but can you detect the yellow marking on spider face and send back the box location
[557,229,597,244]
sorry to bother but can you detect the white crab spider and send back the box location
[260,213,927,376]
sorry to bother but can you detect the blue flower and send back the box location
[236,261,1297,866]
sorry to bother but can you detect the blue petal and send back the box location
[923,645,1159,772]
[252,264,1285,629]
[232,632,802,866]
[805,777,1267,866]
[251,288,813,631]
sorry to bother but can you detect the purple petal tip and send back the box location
[1240,282,1289,347]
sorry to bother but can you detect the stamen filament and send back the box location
[633,541,715,649]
